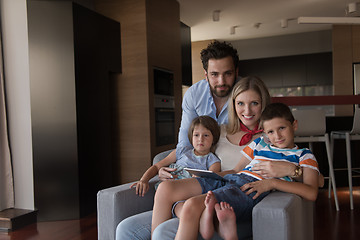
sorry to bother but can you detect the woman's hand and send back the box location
[240,179,274,199]
[158,167,177,180]
[130,180,149,197]
[252,161,296,178]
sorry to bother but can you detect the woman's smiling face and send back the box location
[234,89,262,130]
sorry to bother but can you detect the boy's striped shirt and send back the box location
[239,136,319,181]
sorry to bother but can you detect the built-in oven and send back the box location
[153,67,175,146]
[154,95,175,146]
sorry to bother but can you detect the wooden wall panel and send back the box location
[352,25,360,63]
[191,40,213,84]
[95,0,151,183]
[146,0,182,157]
[95,0,181,183]
[332,25,353,116]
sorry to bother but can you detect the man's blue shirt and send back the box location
[177,79,229,148]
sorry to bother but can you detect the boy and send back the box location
[198,102,320,240]
[153,103,319,240]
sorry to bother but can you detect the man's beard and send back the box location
[209,84,232,98]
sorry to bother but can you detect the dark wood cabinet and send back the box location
[238,52,332,88]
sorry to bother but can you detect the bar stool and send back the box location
[330,107,360,210]
[292,109,339,211]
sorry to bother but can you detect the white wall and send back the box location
[0,0,34,210]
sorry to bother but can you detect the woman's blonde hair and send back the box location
[227,76,271,134]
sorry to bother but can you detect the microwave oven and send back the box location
[154,67,174,96]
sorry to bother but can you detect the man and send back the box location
[158,41,240,179]
[116,41,240,240]
[178,40,239,148]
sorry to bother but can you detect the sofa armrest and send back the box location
[252,191,314,240]
[97,150,173,240]
[97,177,159,240]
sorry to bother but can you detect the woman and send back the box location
[116,77,297,240]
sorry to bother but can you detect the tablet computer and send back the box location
[184,168,225,181]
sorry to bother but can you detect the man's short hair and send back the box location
[200,41,239,71]
[260,103,295,128]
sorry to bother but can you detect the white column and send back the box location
[0,0,34,210]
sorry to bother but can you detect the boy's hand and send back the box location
[130,180,149,197]
[252,161,296,178]
[240,179,273,199]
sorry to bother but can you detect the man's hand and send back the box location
[240,179,274,199]
[130,180,149,197]
[252,161,296,178]
[158,167,178,180]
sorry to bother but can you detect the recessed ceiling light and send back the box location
[213,10,220,22]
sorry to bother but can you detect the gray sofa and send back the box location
[97,150,314,240]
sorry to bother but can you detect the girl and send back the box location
[130,115,221,196]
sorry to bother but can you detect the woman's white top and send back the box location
[215,125,246,171]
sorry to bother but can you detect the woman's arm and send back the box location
[241,167,319,201]
[130,150,177,196]
[208,162,221,172]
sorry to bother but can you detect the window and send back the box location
[269,85,334,115]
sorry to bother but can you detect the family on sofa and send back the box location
[99,41,322,240]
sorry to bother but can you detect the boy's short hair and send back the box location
[188,116,220,146]
[260,103,295,128]
[200,41,239,71]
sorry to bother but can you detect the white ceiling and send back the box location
[177,0,360,41]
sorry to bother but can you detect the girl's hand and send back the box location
[252,161,296,178]
[130,180,149,197]
[240,179,274,199]
[158,167,178,180]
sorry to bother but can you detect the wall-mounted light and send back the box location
[281,19,288,28]
[230,26,237,34]
[348,2,357,13]
[280,18,296,28]
[253,23,261,29]
[213,10,220,22]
